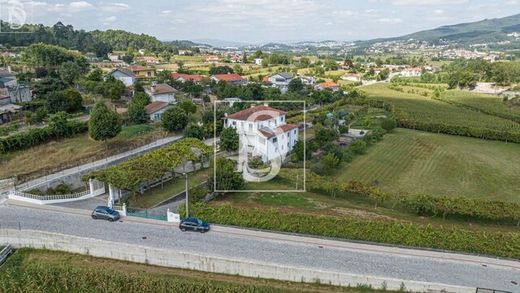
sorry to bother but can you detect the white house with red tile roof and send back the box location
[224,104,299,163]
[400,67,422,77]
[144,82,177,104]
[145,101,172,122]
[315,81,340,91]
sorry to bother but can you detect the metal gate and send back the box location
[126,207,167,221]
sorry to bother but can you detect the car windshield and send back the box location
[196,219,203,225]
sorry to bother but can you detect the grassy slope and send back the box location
[0,124,166,182]
[0,249,382,293]
[359,83,520,133]
[335,128,520,202]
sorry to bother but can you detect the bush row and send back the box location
[0,120,87,153]
[304,173,520,224]
[186,203,520,259]
[0,249,290,293]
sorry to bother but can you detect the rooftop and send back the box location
[212,73,244,82]
[226,105,286,121]
[145,101,170,114]
[147,83,177,95]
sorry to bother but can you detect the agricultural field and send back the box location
[0,249,381,293]
[360,83,520,134]
[335,128,520,202]
[0,124,168,182]
[439,90,520,122]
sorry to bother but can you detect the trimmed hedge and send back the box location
[0,120,87,153]
[186,203,520,259]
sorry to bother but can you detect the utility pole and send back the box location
[184,173,189,218]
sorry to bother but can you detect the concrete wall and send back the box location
[0,229,474,293]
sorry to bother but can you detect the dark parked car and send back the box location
[91,206,120,222]
[179,217,210,233]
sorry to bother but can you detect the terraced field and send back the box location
[360,83,520,134]
[336,128,520,202]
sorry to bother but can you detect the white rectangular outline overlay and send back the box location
[213,100,306,193]
[0,0,34,34]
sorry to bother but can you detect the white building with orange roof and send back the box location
[224,104,299,163]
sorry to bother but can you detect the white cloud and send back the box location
[69,1,94,11]
[391,0,468,5]
[100,2,130,12]
[161,10,172,14]
[378,17,403,23]
[104,15,117,22]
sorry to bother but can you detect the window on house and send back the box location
[249,123,253,131]
[273,137,278,143]
[232,121,236,127]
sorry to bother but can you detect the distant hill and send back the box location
[362,13,520,45]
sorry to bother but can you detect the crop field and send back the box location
[335,128,520,202]
[0,249,378,293]
[360,83,520,134]
[439,90,520,122]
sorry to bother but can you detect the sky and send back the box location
[1,0,520,44]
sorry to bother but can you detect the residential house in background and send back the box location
[341,73,362,83]
[128,65,156,79]
[224,104,299,163]
[171,73,204,84]
[2,85,32,103]
[206,55,220,63]
[0,94,22,124]
[254,58,263,65]
[107,68,137,87]
[266,73,293,93]
[299,76,316,86]
[145,82,177,104]
[315,81,340,91]
[211,73,246,86]
[145,101,173,122]
[0,69,17,87]
[107,53,124,63]
[400,67,422,78]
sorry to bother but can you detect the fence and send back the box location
[8,179,105,205]
[126,207,167,221]
[476,288,513,293]
[0,244,13,266]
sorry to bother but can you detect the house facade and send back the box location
[171,73,204,84]
[107,68,137,87]
[315,81,340,91]
[400,67,422,77]
[145,101,172,122]
[128,65,156,78]
[224,105,299,163]
[145,83,177,104]
[267,73,293,93]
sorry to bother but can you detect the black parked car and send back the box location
[91,206,120,222]
[179,217,210,233]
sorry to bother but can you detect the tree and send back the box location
[178,100,197,114]
[288,78,304,93]
[292,140,309,162]
[89,102,122,141]
[213,158,244,191]
[59,61,81,85]
[48,111,70,137]
[209,65,233,75]
[45,88,83,114]
[184,123,204,140]
[132,92,150,105]
[381,118,397,132]
[315,124,339,143]
[128,100,148,124]
[87,68,103,81]
[220,127,239,151]
[161,107,188,131]
[321,153,340,171]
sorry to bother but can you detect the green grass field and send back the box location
[335,128,520,202]
[360,83,520,133]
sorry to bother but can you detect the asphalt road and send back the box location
[0,202,519,292]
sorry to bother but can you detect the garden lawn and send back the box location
[0,125,166,182]
[335,128,520,202]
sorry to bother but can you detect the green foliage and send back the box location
[0,249,295,293]
[380,118,397,132]
[88,138,211,191]
[178,100,197,114]
[184,123,204,140]
[59,61,81,85]
[128,100,149,124]
[209,65,234,75]
[187,203,520,259]
[21,43,87,69]
[88,102,122,141]
[220,127,239,151]
[161,107,188,132]
[288,78,304,93]
[314,124,339,143]
[0,120,87,154]
[132,92,150,105]
[33,76,67,99]
[213,158,244,191]
[86,68,103,82]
